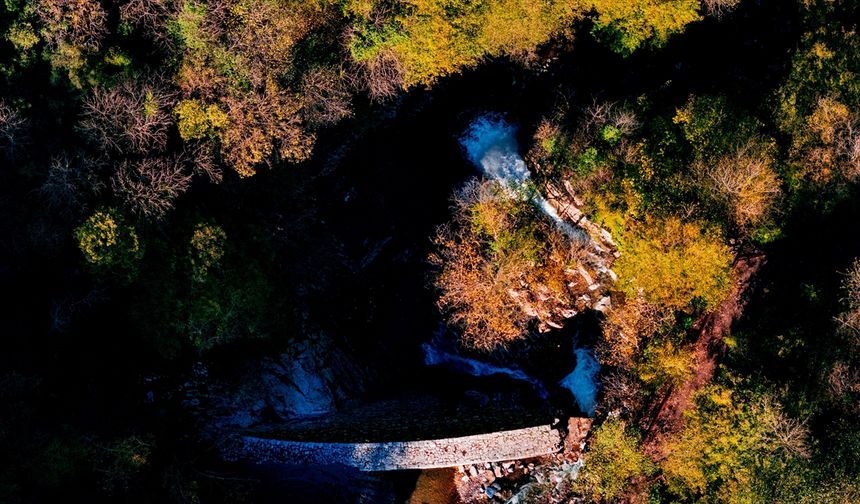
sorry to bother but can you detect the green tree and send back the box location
[590,0,701,56]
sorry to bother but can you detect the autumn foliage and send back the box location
[74,207,143,279]
[610,214,733,312]
[431,179,592,349]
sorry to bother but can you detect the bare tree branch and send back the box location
[703,0,742,19]
[112,156,192,219]
[0,100,30,160]
[79,77,177,156]
[301,66,353,126]
[40,153,105,211]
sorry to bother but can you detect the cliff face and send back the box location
[509,181,618,333]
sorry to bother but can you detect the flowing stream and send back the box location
[459,114,586,241]
[421,116,602,416]
[422,342,550,399]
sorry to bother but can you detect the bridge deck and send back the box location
[238,424,562,471]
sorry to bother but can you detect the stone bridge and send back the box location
[235,424,567,471]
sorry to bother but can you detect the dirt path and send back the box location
[641,254,766,460]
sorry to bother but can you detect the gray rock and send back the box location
[201,332,369,433]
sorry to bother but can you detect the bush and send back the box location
[95,436,152,495]
[174,99,228,141]
[598,294,669,368]
[599,124,622,145]
[673,95,763,160]
[636,338,695,389]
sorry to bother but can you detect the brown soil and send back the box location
[641,254,766,460]
[408,469,462,504]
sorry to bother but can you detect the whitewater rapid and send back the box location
[459,114,585,240]
[422,342,550,399]
[559,348,600,417]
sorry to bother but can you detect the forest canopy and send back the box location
[3,0,860,502]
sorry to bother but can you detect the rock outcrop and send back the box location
[201,334,369,432]
[508,181,619,332]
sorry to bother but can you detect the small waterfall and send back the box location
[559,348,600,417]
[422,343,549,399]
[459,114,585,240]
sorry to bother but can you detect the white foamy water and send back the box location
[459,114,585,240]
[559,348,600,417]
[422,342,549,399]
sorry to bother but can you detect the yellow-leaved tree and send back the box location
[74,207,143,280]
[589,0,702,55]
[609,213,733,312]
[662,385,811,501]
[347,0,707,91]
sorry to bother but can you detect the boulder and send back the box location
[200,332,369,433]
